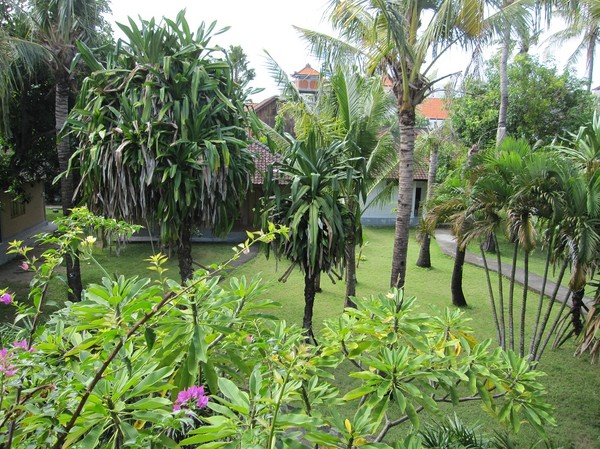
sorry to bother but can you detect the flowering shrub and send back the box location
[0,210,556,448]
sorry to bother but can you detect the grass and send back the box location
[1,226,598,448]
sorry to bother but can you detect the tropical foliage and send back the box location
[67,11,257,281]
[298,0,499,289]
[0,210,556,447]
[427,120,600,362]
[268,63,398,304]
[258,133,352,339]
[451,55,596,149]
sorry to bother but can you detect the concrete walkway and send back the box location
[434,228,594,308]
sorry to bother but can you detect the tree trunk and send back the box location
[571,288,585,336]
[390,107,416,288]
[451,242,468,307]
[496,25,510,146]
[303,271,317,342]
[56,79,82,301]
[345,226,357,308]
[519,251,529,357]
[416,233,431,268]
[585,29,595,91]
[481,232,496,253]
[416,145,438,268]
[507,242,518,351]
[177,215,194,282]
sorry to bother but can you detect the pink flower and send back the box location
[13,339,35,352]
[0,293,12,305]
[173,385,209,412]
[0,348,17,377]
[20,262,29,271]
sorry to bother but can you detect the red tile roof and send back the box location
[292,64,320,77]
[413,162,429,181]
[417,98,448,120]
[248,141,282,184]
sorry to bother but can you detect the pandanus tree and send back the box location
[67,11,256,281]
[299,0,502,289]
[272,64,398,306]
[259,133,352,341]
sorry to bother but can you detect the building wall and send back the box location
[360,181,427,226]
[0,182,46,243]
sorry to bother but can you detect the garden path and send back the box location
[434,228,594,308]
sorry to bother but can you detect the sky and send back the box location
[107,1,599,103]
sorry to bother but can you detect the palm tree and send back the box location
[266,60,398,305]
[425,172,474,307]
[27,0,109,299]
[259,133,351,340]
[550,117,600,342]
[549,0,600,91]
[468,138,568,358]
[300,0,499,288]
[68,12,256,282]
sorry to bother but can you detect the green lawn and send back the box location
[1,226,598,447]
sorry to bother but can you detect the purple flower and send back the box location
[0,348,17,377]
[13,339,35,352]
[173,385,209,412]
[20,262,29,271]
[0,292,12,305]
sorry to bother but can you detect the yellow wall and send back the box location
[0,183,46,242]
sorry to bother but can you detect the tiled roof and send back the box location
[417,98,448,120]
[252,95,278,113]
[413,162,429,181]
[292,64,320,77]
[248,141,282,184]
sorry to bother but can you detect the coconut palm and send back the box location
[68,12,256,282]
[299,0,512,288]
[549,0,600,90]
[259,133,352,340]
[1,0,109,299]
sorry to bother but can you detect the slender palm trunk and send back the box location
[177,215,194,282]
[494,234,506,349]
[451,242,468,307]
[584,27,596,91]
[416,146,438,268]
[345,225,357,308]
[303,271,317,343]
[532,258,569,361]
[496,25,510,146]
[481,246,501,345]
[391,107,415,288]
[529,236,553,356]
[507,242,518,351]
[519,251,529,357]
[56,79,82,301]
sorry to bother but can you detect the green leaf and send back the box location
[218,377,249,413]
[128,397,171,410]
